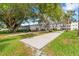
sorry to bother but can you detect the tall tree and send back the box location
[0,4,30,32]
[32,3,64,31]
[63,10,75,31]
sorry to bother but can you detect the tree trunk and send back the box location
[9,27,17,33]
[66,19,69,32]
[8,24,20,33]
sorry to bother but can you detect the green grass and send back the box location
[0,34,36,56]
[44,31,79,56]
[0,30,11,34]
[0,30,28,34]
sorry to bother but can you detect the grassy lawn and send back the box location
[0,31,48,56]
[0,34,36,56]
[44,31,79,56]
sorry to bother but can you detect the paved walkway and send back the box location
[20,31,64,50]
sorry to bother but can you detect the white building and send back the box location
[20,19,79,31]
[61,22,78,30]
[53,21,78,30]
[70,22,78,30]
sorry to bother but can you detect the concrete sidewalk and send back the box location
[20,31,64,50]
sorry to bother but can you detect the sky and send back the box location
[62,3,79,11]
[61,3,79,20]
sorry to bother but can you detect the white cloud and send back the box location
[64,3,79,11]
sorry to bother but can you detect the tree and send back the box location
[0,4,30,32]
[32,4,64,31]
[63,10,75,31]
[0,3,64,32]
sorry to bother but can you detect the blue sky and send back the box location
[61,3,79,20]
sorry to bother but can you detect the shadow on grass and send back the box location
[0,38,17,43]
[0,43,9,52]
[0,34,35,43]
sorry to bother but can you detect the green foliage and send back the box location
[0,3,65,32]
[37,3,64,21]
[0,4,30,32]
[63,10,75,23]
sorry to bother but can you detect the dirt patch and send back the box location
[63,39,79,45]
[0,35,7,39]
[10,42,32,56]
[46,50,55,56]
[43,46,55,56]
[63,39,72,45]
[15,45,32,56]
[72,39,79,45]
